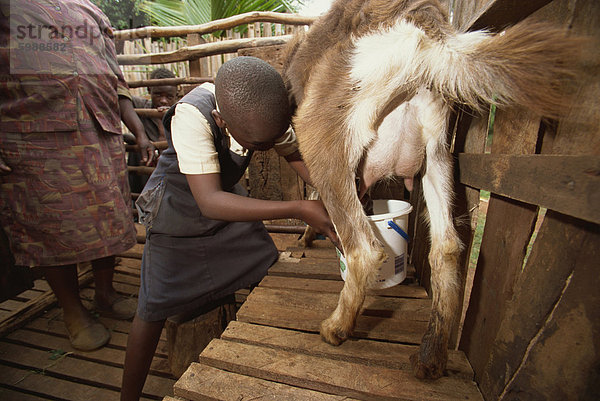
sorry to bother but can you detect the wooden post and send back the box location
[187,33,208,77]
[166,295,237,377]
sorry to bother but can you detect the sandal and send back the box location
[94,295,137,320]
[68,321,110,351]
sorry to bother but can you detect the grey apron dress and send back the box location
[135,87,279,321]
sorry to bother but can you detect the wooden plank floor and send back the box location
[0,227,312,400]
[171,242,483,401]
[0,225,176,401]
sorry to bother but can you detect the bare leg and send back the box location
[92,256,119,307]
[121,314,166,401]
[92,256,136,320]
[42,264,108,349]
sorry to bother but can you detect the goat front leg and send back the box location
[410,136,462,379]
[316,170,386,345]
[297,187,320,248]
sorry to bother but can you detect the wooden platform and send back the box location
[0,230,483,400]
[171,244,484,401]
[0,225,176,400]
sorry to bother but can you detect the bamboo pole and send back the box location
[115,12,316,40]
[117,35,292,65]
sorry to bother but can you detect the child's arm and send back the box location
[284,150,313,186]
[119,97,156,166]
[186,172,340,248]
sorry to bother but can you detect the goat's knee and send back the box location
[320,242,385,345]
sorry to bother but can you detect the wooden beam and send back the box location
[463,0,553,31]
[127,76,213,88]
[117,35,292,65]
[127,166,156,176]
[458,154,600,224]
[114,12,316,40]
[134,108,165,118]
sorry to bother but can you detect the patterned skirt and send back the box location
[0,119,136,267]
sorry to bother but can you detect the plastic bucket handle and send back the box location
[387,220,409,241]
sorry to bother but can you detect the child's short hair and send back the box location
[215,57,290,133]
[149,67,176,80]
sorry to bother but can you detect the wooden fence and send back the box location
[418,1,599,400]
[115,2,599,400]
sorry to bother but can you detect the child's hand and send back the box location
[0,153,11,174]
[136,135,157,166]
[300,200,340,249]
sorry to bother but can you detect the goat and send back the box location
[283,0,580,379]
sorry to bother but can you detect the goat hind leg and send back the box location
[410,135,462,379]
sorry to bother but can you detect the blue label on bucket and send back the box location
[394,254,405,275]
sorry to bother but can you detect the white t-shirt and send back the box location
[171,83,298,175]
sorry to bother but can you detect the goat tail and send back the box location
[428,22,582,117]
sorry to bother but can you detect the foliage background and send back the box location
[89,0,149,30]
[90,0,304,35]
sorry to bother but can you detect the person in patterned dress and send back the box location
[0,0,155,351]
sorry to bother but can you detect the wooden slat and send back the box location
[222,321,474,379]
[117,36,292,65]
[460,107,542,380]
[4,327,172,378]
[459,154,600,224]
[174,363,354,401]
[463,0,553,31]
[24,315,170,357]
[116,257,142,273]
[0,341,174,398]
[0,363,122,401]
[479,211,600,399]
[237,287,429,344]
[7,289,45,302]
[268,259,342,280]
[127,76,213,88]
[199,339,483,401]
[284,246,338,259]
[114,11,315,40]
[259,275,428,298]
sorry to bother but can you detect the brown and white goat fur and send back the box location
[283,0,579,380]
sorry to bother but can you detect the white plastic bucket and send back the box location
[337,199,412,289]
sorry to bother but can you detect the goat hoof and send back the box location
[409,352,445,380]
[320,321,348,346]
[297,237,314,248]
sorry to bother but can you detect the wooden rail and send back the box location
[127,76,213,88]
[117,36,292,65]
[458,154,600,224]
[115,11,316,40]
